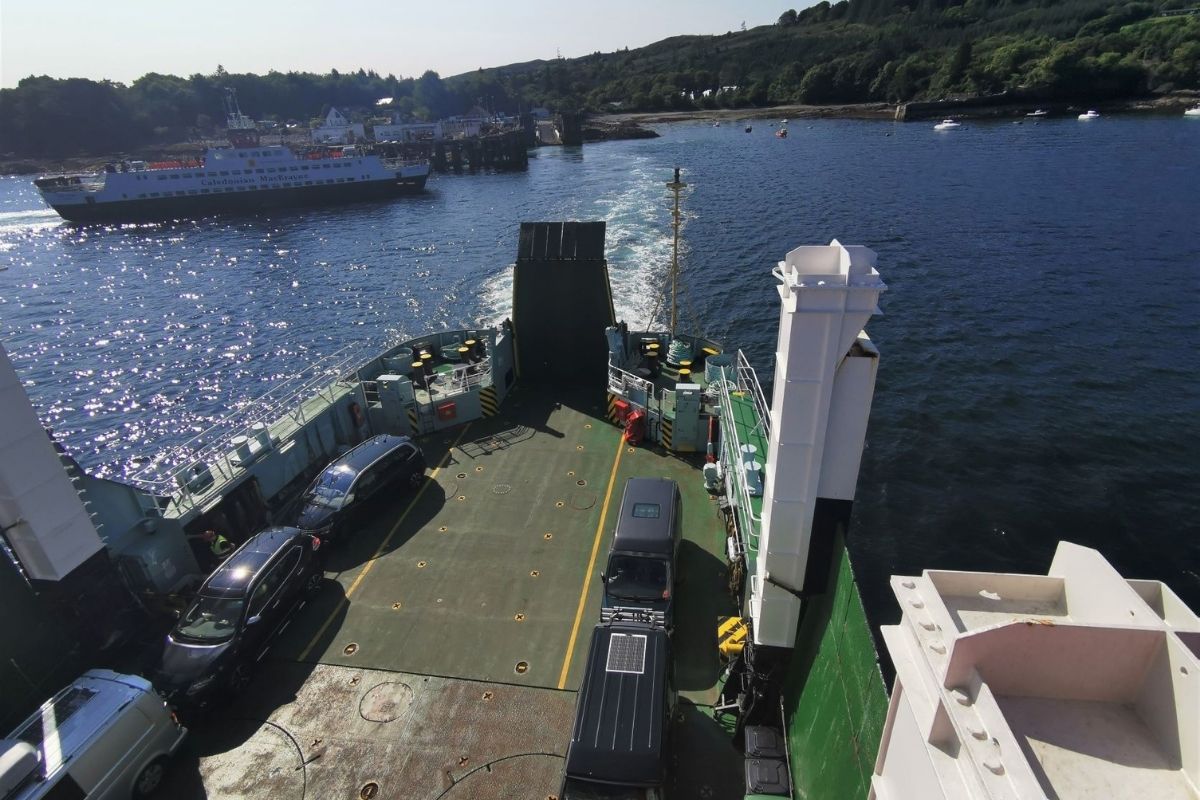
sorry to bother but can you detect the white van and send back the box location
[1,670,186,800]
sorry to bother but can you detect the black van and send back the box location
[600,478,682,629]
[296,434,426,542]
[560,623,674,800]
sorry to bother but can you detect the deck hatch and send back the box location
[605,633,647,674]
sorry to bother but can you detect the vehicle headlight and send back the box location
[186,674,218,695]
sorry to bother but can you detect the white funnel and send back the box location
[751,240,885,646]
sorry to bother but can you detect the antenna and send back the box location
[666,167,686,337]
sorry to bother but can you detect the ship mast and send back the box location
[666,167,686,337]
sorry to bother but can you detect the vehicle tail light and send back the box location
[311,536,322,551]
[662,589,670,599]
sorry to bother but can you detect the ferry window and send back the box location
[231,170,241,175]
[301,165,309,170]
[157,175,166,180]
[220,171,229,176]
[323,164,330,169]
[256,169,265,174]
[200,189,209,194]
[289,166,298,171]
[170,174,179,179]
[252,151,260,157]
[188,189,197,195]
[267,168,276,173]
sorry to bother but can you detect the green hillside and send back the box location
[1,0,1197,160]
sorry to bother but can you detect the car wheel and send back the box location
[228,662,253,695]
[304,572,323,597]
[408,470,423,488]
[132,755,169,799]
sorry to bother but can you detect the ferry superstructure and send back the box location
[34,144,430,223]
[32,88,429,224]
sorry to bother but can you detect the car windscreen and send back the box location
[605,555,669,601]
[304,466,356,509]
[174,595,245,642]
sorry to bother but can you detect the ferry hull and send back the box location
[45,174,428,224]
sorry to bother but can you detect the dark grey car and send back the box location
[296,434,426,542]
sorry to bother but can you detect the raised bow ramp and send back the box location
[512,222,615,387]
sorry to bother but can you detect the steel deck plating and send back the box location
[160,387,745,798]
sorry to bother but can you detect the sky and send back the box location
[1,0,799,89]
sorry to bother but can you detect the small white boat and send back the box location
[1026,109,1049,117]
[1078,110,1101,120]
[1185,105,1200,118]
[933,119,961,130]
[781,118,789,124]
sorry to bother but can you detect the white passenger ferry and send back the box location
[34,93,430,223]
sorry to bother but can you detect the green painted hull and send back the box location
[783,530,888,798]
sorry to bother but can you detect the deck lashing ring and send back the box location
[530,570,540,577]
[576,445,584,451]
[456,494,466,501]
[457,472,467,479]
[514,613,525,622]
[475,465,484,472]
[514,661,529,674]
[392,602,402,610]
[555,500,565,508]
[543,532,553,540]
[359,782,379,800]
[343,643,359,656]
[576,480,587,486]
[417,560,427,568]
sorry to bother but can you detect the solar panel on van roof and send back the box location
[605,633,647,674]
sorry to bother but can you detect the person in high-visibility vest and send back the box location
[203,529,234,558]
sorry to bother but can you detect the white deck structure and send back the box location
[749,240,886,646]
[872,542,1200,799]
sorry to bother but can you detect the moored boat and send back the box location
[1185,104,1200,117]
[934,118,961,130]
[1078,109,1101,120]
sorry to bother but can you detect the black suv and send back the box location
[296,434,426,542]
[152,526,323,707]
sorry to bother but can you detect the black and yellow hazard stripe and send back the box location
[606,392,621,425]
[480,385,499,417]
[661,416,673,449]
[406,406,419,434]
[717,616,748,659]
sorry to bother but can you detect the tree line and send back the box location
[1,0,1197,159]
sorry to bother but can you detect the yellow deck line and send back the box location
[298,423,472,661]
[556,434,625,689]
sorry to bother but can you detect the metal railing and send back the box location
[126,343,370,497]
[607,360,654,399]
[711,349,772,546]
[422,356,493,402]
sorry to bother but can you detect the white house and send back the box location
[312,107,365,145]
